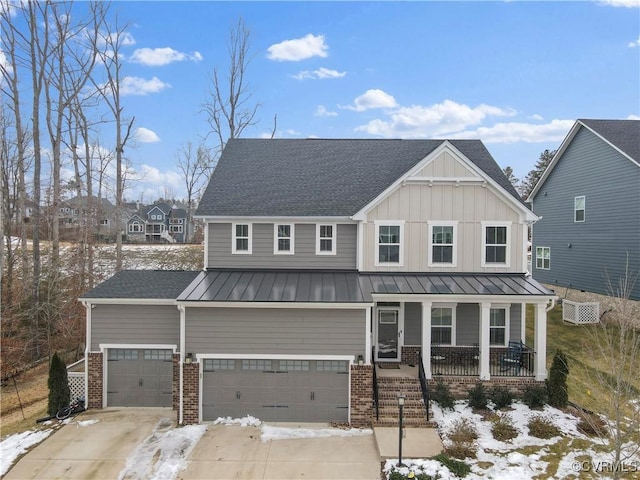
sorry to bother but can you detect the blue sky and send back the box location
[66,1,640,200]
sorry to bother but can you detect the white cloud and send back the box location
[120,76,170,96]
[341,89,398,112]
[267,34,328,62]
[135,127,160,143]
[528,114,544,121]
[129,47,203,66]
[600,0,640,7]
[355,98,515,136]
[293,67,346,80]
[97,30,136,47]
[628,36,640,47]
[0,49,12,75]
[627,114,640,120]
[450,119,576,144]
[314,105,338,117]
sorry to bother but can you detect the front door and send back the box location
[376,307,401,361]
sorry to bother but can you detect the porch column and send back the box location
[534,302,548,381]
[365,307,372,364]
[520,302,527,344]
[479,302,491,380]
[421,301,432,379]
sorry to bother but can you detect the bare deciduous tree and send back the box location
[175,142,209,242]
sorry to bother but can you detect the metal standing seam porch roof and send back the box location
[177,270,554,303]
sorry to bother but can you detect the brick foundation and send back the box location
[428,375,543,398]
[401,346,421,365]
[182,362,200,425]
[87,352,103,409]
[172,354,180,411]
[350,365,373,427]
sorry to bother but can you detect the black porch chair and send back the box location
[499,341,524,374]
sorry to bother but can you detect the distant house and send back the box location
[529,119,640,301]
[126,202,187,243]
[58,195,120,241]
[80,138,554,426]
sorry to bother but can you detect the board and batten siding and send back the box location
[531,127,640,300]
[91,304,179,350]
[363,182,524,272]
[401,302,522,346]
[185,307,365,356]
[207,223,357,269]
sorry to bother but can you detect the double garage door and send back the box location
[107,348,173,407]
[202,359,349,423]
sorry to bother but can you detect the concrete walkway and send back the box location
[373,427,443,460]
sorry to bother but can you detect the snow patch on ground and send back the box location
[76,419,99,427]
[261,425,373,442]
[0,429,53,476]
[212,415,262,427]
[117,420,207,480]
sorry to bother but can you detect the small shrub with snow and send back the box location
[387,470,435,480]
[467,382,489,411]
[527,414,561,439]
[434,453,471,478]
[522,384,548,409]
[444,418,478,459]
[431,378,455,410]
[490,413,518,441]
[490,386,514,409]
[575,410,608,438]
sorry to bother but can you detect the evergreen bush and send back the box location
[48,352,70,416]
[431,378,455,410]
[490,386,514,409]
[522,384,548,409]
[467,382,489,410]
[546,349,569,408]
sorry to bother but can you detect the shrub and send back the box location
[576,410,608,438]
[546,349,569,408]
[467,382,489,410]
[490,386,514,409]
[388,471,434,480]
[447,418,478,443]
[491,413,518,441]
[47,352,70,416]
[528,415,561,439]
[432,378,455,410]
[443,442,477,460]
[522,384,548,409]
[434,453,471,478]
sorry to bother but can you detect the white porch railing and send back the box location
[66,359,86,399]
[562,300,599,324]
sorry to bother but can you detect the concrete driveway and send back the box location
[5,410,381,480]
[3,408,172,480]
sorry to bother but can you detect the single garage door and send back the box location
[202,359,349,422]
[107,348,173,407]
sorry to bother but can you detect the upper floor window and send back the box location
[536,246,550,270]
[99,219,109,226]
[316,224,336,255]
[574,196,585,222]
[482,223,510,267]
[431,306,455,345]
[489,306,509,346]
[375,221,404,266]
[429,222,457,266]
[274,223,294,254]
[232,223,252,254]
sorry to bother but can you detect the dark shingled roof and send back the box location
[177,270,553,303]
[196,138,524,217]
[580,119,640,163]
[80,270,200,299]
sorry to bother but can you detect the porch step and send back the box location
[373,374,434,427]
[372,417,437,428]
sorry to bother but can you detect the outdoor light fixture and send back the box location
[185,353,193,364]
[357,354,364,366]
[397,394,406,467]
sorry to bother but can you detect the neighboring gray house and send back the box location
[80,139,554,426]
[529,119,640,301]
[126,202,187,243]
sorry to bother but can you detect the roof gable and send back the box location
[196,138,523,218]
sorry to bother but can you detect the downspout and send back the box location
[82,301,91,405]
[546,297,557,313]
[178,304,186,425]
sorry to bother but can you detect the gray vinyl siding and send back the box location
[207,223,357,269]
[185,307,365,356]
[532,127,640,300]
[91,304,179,350]
[402,302,522,346]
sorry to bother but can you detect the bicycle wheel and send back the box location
[56,406,72,420]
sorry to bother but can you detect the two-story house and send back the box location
[529,119,640,302]
[127,202,187,243]
[79,139,554,426]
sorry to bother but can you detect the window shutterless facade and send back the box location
[482,222,510,267]
[489,307,509,346]
[431,306,455,345]
[536,246,550,270]
[274,223,294,254]
[574,196,585,222]
[429,222,457,266]
[232,223,252,254]
[316,224,336,255]
[375,221,404,266]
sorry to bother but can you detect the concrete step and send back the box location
[373,427,443,459]
[372,417,438,428]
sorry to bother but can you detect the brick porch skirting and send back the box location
[428,375,544,398]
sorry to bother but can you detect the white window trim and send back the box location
[428,221,458,267]
[481,221,511,268]
[431,302,457,346]
[374,220,405,267]
[316,223,337,255]
[574,195,585,223]
[535,246,550,270]
[170,224,183,233]
[489,304,511,347]
[274,223,295,255]
[232,222,252,254]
